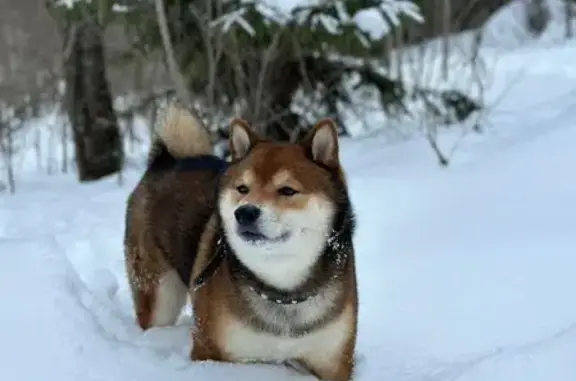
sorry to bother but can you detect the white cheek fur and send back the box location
[218,190,335,290]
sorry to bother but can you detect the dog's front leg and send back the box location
[190,332,226,362]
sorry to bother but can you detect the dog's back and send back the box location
[124,103,224,330]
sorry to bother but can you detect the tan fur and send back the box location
[191,120,358,380]
[191,254,358,380]
[125,113,357,380]
[154,103,212,158]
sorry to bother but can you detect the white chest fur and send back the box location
[221,308,351,366]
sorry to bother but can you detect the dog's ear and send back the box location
[302,118,340,168]
[229,118,259,160]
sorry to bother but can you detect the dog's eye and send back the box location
[277,186,299,196]
[236,185,250,195]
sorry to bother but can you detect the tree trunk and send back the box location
[525,0,550,36]
[0,122,16,194]
[566,0,574,38]
[63,20,123,182]
[441,0,451,79]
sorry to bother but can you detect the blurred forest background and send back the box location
[0,0,572,192]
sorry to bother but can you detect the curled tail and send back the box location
[148,102,213,169]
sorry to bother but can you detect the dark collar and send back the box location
[247,285,311,305]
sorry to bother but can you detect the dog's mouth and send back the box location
[237,226,290,244]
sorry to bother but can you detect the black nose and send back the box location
[234,205,261,226]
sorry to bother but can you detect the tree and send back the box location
[48,0,124,182]
[47,0,481,159]
[565,0,576,38]
[525,0,550,36]
[122,0,429,140]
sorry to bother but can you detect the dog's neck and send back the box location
[222,214,354,305]
[228,252,319,305]
[227,230,329,291]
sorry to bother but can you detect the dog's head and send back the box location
[218,118,346,283]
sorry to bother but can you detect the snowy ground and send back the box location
[2,3,576,381]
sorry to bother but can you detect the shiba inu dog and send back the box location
[124,102,358,381]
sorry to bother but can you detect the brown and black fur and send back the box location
[189,119,358,381]
[124,104,358,380]
[123,104,223,329]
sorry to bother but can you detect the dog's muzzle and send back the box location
[233,204,289,243]
[234,205,266,242]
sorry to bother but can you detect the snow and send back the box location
[483,0,576,50]
[334,0,576,141]
[217,0,422,41]
[351,0,423,40]
[2,2,576,381]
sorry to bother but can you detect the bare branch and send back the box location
[154,0,192,108]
